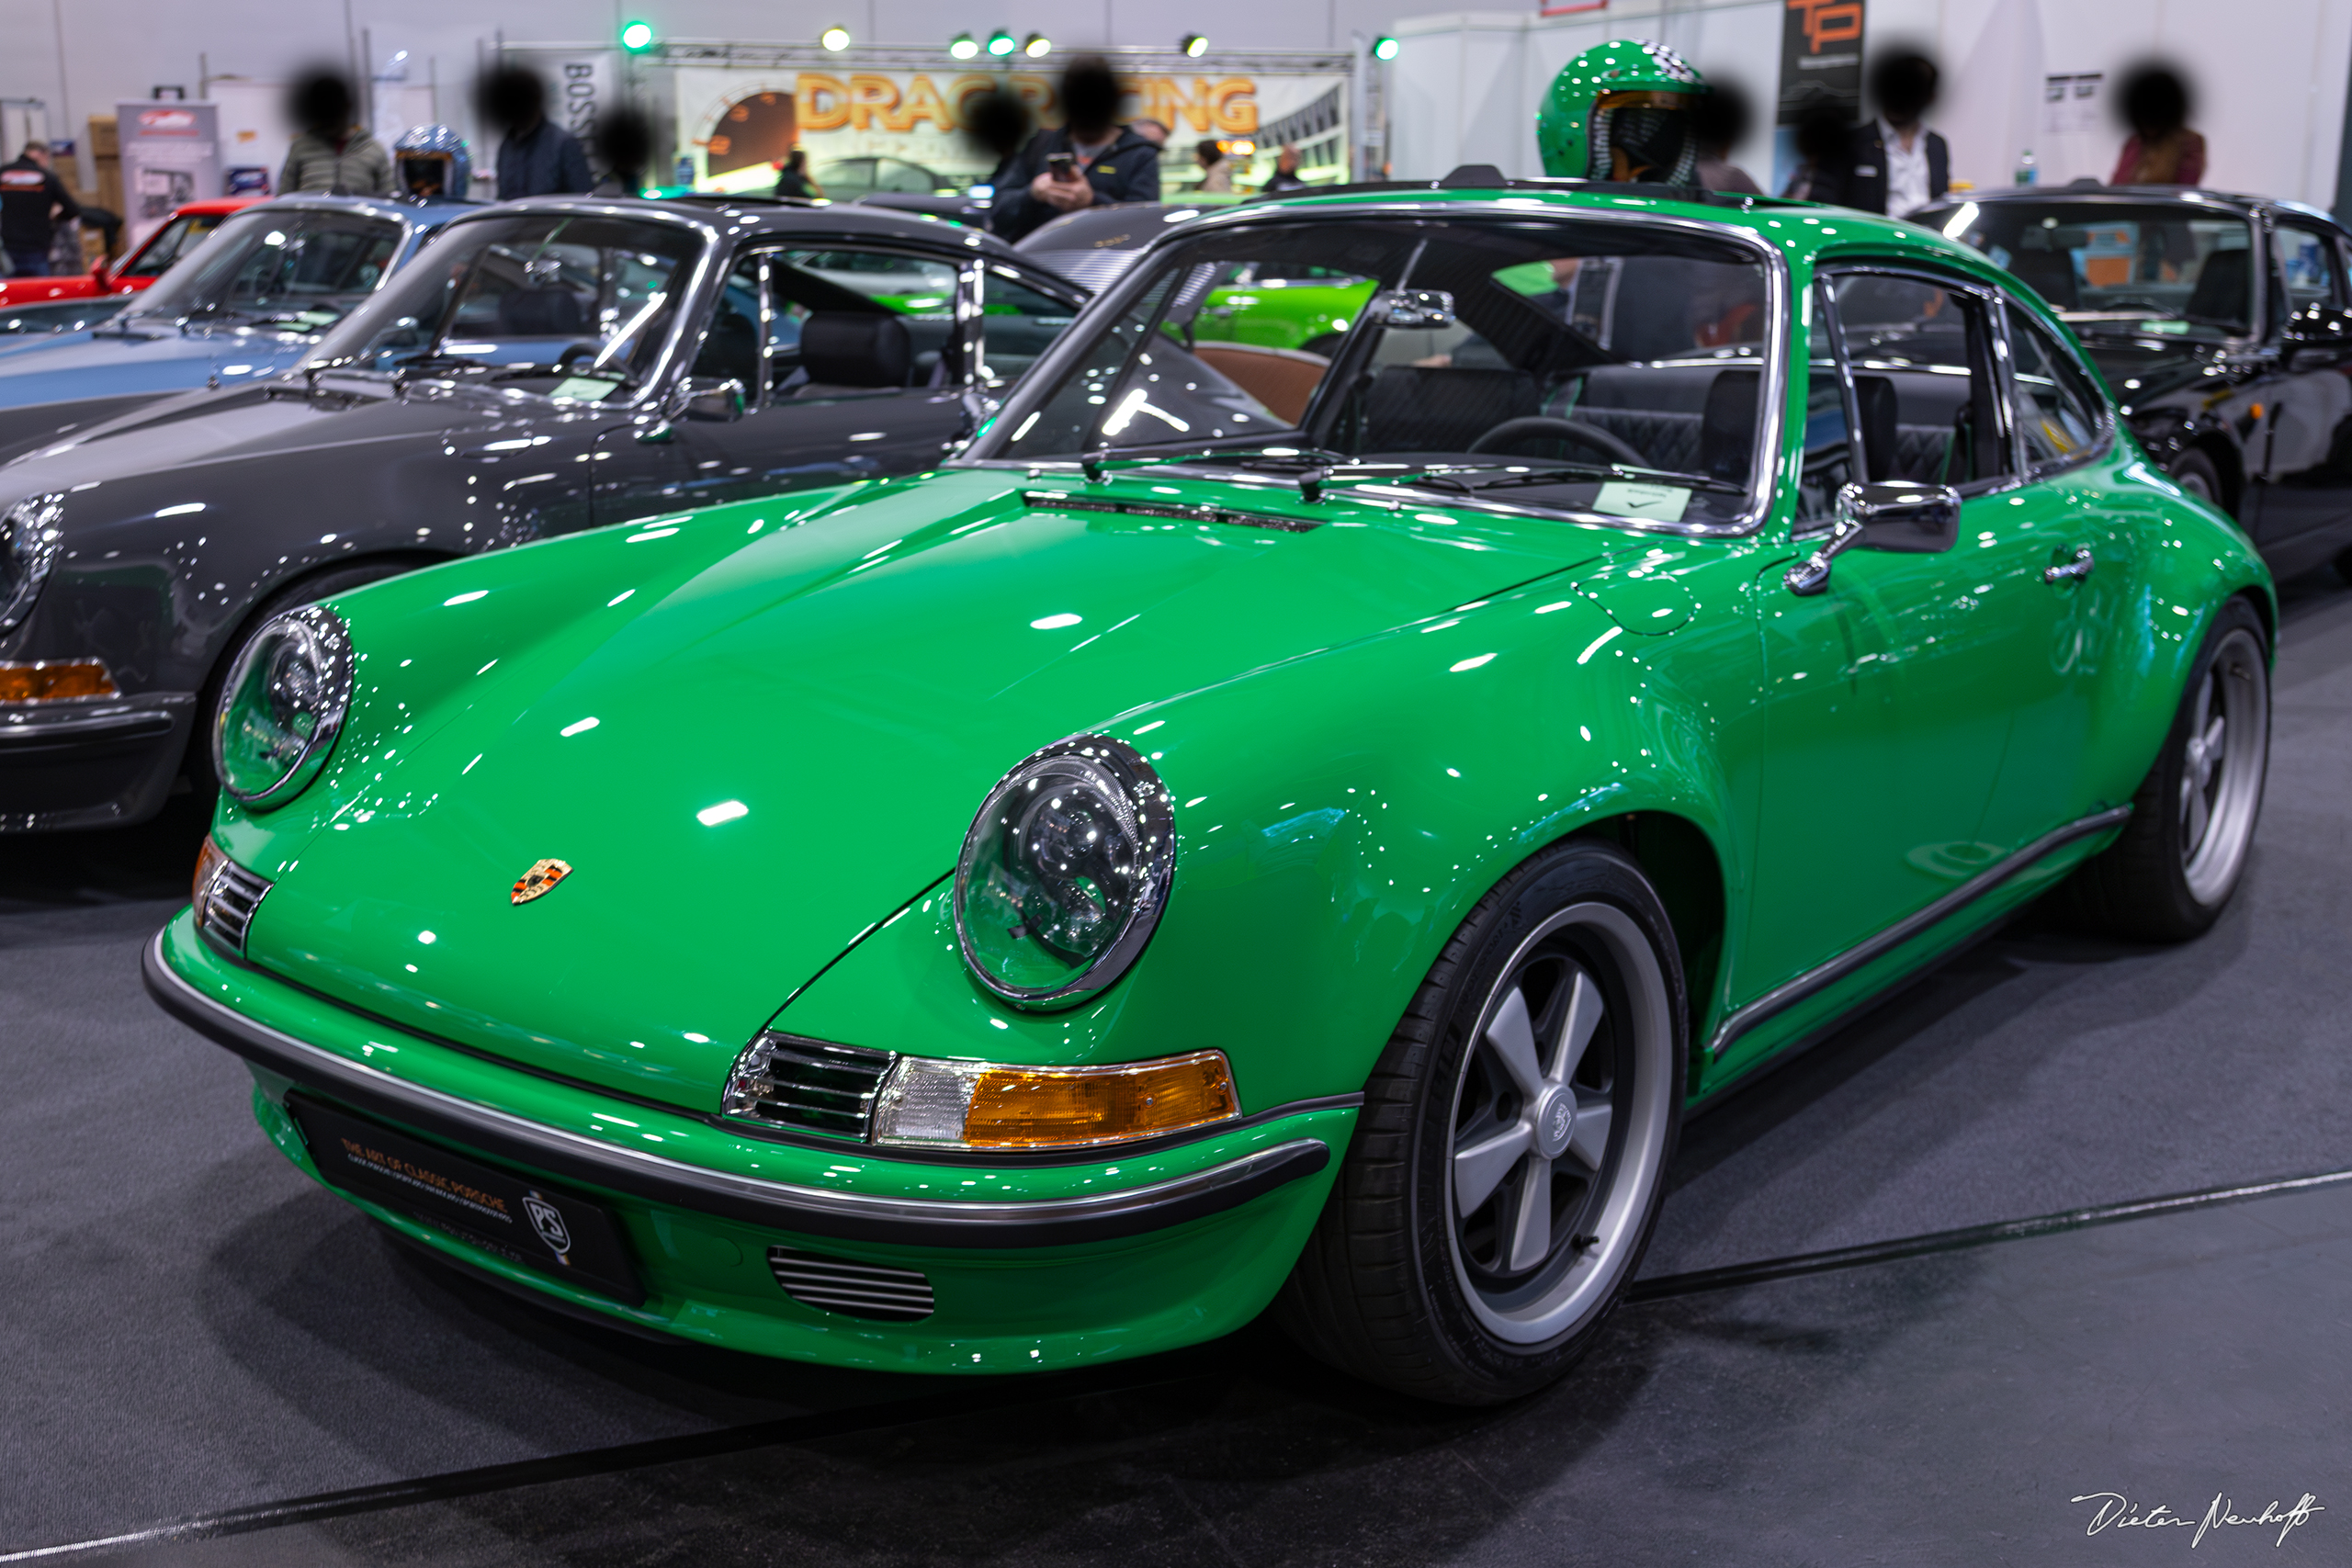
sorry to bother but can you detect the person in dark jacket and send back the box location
[1810,52,1949,217]
[1261,143,1309,192]
[278,74,394,196]
[478,66,593,199]
[2,142,81,276]
[989,56,1160,243]
[774,149,821,200]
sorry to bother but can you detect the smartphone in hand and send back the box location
[1046,152,1078,181]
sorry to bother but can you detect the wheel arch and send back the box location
[1570,809,1726,1055]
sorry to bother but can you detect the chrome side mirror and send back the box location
[1369,289,1455,329]
[674,376,747,423]
[1785,481,1962,595]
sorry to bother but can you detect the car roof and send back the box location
[253,192,481,226]
[170,197,268,218]
[467,193,1033,263]
[1142,175,1953,270]
[1917,185,2290,218]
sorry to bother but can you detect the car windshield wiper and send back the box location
[1404,461,1747,497]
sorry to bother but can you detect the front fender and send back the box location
[777,579,1745,1113]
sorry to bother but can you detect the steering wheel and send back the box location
[1466,416,1647,467]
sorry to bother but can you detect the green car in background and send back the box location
[1194,263,1377,357]
[152,183,2272,1405]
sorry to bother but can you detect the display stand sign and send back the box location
[118,99,220,248]
[1772,0,1867,194]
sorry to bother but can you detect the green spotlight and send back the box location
[949,32,979,59]
[987,29,1016,56]
[1372,35,1400,61]
[619,19,655,52]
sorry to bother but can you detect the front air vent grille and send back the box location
[1022,491,1322,534]
[722,1032,897,1139]
[768,1247,935,1322]
[196,855,273,956]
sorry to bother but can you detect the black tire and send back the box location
[2170,448,2226,515]
[1275,839,1686,1404]
[2061,596,2270,941]
[186,558,430,799]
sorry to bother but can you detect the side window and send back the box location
[2275,223,2346,318]
[690,250,766,397]
[2004,304,2108,475]
[772,248,959,390]
[1826,271,2007,489]
[977,266,1080,386]
[1795,287,1858,529]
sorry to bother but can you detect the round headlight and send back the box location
[954,735,1175,1007]
[212,604,354,808]
[0,493,66,634]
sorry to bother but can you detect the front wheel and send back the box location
[1276,840,1685,1404]
[2062,597,2270,940]
[2170,448,2224,513]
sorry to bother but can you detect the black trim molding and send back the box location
[144,932,1334,1247]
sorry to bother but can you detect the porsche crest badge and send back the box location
[511,859,572,905]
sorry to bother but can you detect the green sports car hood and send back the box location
[224,466,1623,1109]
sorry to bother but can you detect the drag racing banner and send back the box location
[668,62,1352,192]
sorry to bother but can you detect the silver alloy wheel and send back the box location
[2174,468,2213,502]
[1444,900,1674,1345]
[2179,626,2268,906]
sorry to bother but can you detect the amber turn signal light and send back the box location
[871,1049,1240,1150]
[0,660,116,703]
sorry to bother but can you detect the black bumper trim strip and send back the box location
[144,931,1331,1247]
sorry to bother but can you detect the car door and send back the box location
[2246,215,2352,561]
[594,241,978,525]
[1740,265,2083,993]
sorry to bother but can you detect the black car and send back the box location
[1916,185,2352,581]
[0,195,1087,832]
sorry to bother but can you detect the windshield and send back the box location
[119,210,231,280]
[311,212,705,399]
[121,207,403,329]
[1929,200,2256,333]
[978,214,1774,530]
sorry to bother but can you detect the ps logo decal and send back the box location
[511,859,572,905]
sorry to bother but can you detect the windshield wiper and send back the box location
[1407,461,1747,497]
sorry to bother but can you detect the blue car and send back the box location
[0,193,469,455]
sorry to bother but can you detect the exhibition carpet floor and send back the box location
[6,568,2349,1565]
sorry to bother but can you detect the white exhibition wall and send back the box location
[0,0,1411,194]
[1389,0,2352,209]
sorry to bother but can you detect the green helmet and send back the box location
[1537,39,1707,184]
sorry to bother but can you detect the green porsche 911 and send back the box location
[150,178,2272,1404]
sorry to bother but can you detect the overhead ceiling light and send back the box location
[820,24,851,51]
[1023,32,1051,57]
[949,31,979,59]
[1181,34,1208,58]
[1372,35,1400,61]
[987,29,1016,56]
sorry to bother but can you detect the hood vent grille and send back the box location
[768,1247,935,1321]
[1022,490,1322,534]
[722,1032,897,1139]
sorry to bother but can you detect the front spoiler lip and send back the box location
[144,930,1331,1248]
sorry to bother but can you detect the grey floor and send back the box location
[6,567,2350,1565]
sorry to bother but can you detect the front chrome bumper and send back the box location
[0,691,193,830]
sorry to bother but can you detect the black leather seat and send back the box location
[2006,246,2079,310]
[1852,374,1902,481]
[2186,248,2251,329]
[496,287,586,337]
[1361,366,1538,453]
[1697,369,1760,480]
[794,311,912,394]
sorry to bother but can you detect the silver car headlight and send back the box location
[953,734,1175,1008]
[212,604,355,809]
[0,493,65,634]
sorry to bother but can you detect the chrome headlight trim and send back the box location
[0,493,66,635]
[211,604,356,809]
[953,733,1176,1009]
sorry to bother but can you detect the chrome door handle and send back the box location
[2044,547,2096,584]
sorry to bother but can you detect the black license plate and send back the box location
[289,1095,644,1305]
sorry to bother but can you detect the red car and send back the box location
[0,197,262,308]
